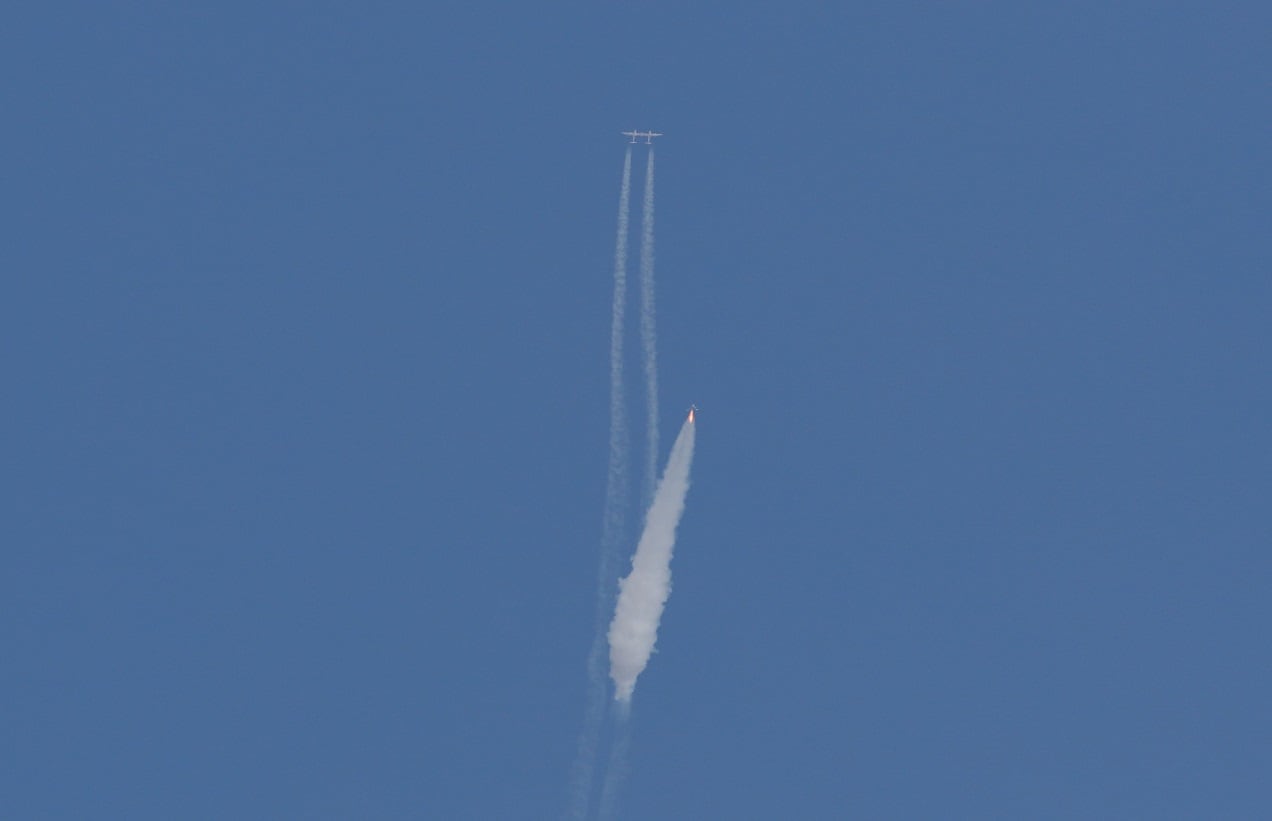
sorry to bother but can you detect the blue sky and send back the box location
[4,4,1269,818]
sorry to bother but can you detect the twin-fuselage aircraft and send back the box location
[622,130,663,144]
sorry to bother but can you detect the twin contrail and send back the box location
[570,137,691,821]
[607,414,696,703]
[567,146,632,821]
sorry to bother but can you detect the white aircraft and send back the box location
[622,130,663,144]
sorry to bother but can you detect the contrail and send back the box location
[608,413,697,703]
[567,146,633,820]
[637,149,660,507]
[596,703,631,821]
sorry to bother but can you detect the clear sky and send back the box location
[5,4,1269,819]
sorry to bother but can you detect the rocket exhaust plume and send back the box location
[638,149,660,508]
[567,146,633,820]
[608,412,697,702]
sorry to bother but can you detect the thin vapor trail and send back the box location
[596,704,631,821]
[638,149,659,507]
[609,414,697,703]
[567,147,633,820]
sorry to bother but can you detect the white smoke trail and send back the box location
[637,149,659,507]
[608,414,697,703]
[567,146,633,820]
